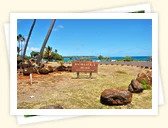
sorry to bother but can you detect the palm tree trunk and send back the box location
[22,19,36,61]
[37,19,56,64]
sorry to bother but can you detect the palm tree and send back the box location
[17,34,25,56]
[36,19,56,64]
[22,19,36,61]
[43,46,53,61]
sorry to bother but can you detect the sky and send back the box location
[17,19,152,57]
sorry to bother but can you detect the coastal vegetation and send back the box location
[98,55,111,62]
[43,46,63,61]
[122,56,134,61]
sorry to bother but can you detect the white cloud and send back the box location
[27,47,40,52]
[30,47,40,52]
[53,25,64,31]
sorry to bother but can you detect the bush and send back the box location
[123,56,133,61]
[98,55,104,60]
[52,52,63,61]
[30,51,39,58]
[141,80,151,90]
[98,55,111,62]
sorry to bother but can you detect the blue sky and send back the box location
[17,19,152,57]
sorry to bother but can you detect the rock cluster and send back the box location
[100,70,152,106]
[18,58,73,76]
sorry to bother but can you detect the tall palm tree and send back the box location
[36,19,56,64]
[22,19,36,61]
[17,34,25,56]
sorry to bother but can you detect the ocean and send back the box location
[63,56,151,62]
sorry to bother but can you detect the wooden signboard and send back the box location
[72,61,98,78]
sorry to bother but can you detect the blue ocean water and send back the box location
[63,56,151,62]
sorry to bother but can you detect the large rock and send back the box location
[18,62,31,69]
[146,70,152,85]
[100,89,132,105]
[23,67,38,76]
[18,59,33,69]
[23,68,31,76]
[128,79,143,93]
[136,70,152,87]
[66,66,72,72]
[56,65,72,72]
[39,67,50,74]
[56,65,67,71]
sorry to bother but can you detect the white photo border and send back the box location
[10,13,158,115]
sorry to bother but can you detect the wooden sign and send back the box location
[72,61,98,73]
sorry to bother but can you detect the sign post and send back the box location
[72,61,98,78]
[30,73,32,85]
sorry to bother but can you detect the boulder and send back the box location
[23,67,38,76]
[23,68,31,76]
[40,105,63,109]
[136,70,152,87]
[146,70,152,85]
[128,79,143,93]
[100,89,132,105]
[66,66,72,72]
[56,65,67,71]
[18,60,33,69]
[18,62,30,69]
[39,67,50,74]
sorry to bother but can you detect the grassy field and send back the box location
[17,63,152,109]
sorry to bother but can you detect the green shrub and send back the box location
[52,52,63,61]
[123,56,133,61]
[141,80,151,90]
[98,55,111,62]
